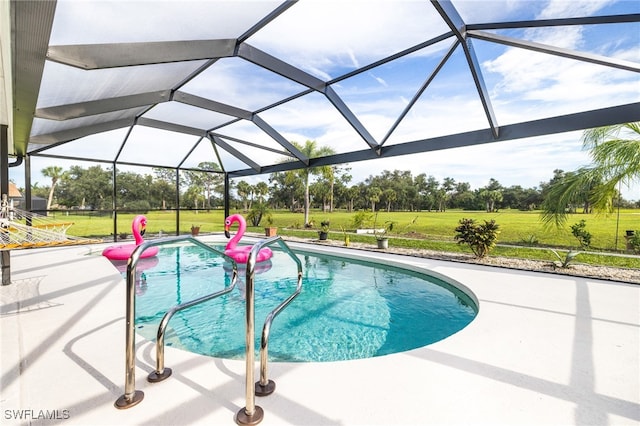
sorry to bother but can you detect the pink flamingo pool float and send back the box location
[102,215,159,261]
[224,214,273,264]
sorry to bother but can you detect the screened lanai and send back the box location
[1,2,640,423]
[1,0,640,222]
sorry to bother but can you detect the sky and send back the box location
[7,0,640,201]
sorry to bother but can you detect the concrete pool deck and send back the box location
[1,237,638,425]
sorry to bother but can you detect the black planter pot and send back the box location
[318,231,328,240]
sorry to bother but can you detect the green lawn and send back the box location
[48,208,639,269]
[268,209,638,251]
[48,210,228,237]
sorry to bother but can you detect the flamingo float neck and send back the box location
[132,215,147,245]
[223,214,273,264]
[102,214,158,261]
[224,214,247,250]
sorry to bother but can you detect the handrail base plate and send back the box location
[255,379,276,396]
[148,368,172,383]
[236,405,264,425]
[114,390,144,409]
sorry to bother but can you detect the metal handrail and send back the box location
[236,236,302,425]
[148,268,237,383]
[256,242,302,396]
[115,235,238,410]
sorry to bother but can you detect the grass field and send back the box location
[48,208,639,269]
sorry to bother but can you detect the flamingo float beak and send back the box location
[224,224,230,239]
[140,223,146,236]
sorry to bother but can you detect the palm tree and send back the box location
[236,180,252,211]
[383,188,397,212]
[480,189,503,213]
[541,122,640,227]
[292,140,336,225]
[254,182,269,204]
[41,166,64,211]
[367,186,382,212]
[184,162,223,210]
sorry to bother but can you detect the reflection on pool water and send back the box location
[133,244,477,362]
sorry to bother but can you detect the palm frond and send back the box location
[582,122,639,150]
[591,139,640,181]
[576,121,640,212]
[540,167,602,228]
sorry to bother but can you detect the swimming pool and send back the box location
[133,242,477,362]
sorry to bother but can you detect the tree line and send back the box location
[34,162,225,211]
[22,123,640,226]
[27,164,636,214]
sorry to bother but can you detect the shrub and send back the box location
[629,231,640,254]
[351,210,373,229]
[520,234,539,246]
[247,202,270,226]
[454,218,500,258]
[570,219,591,249]
[550,249,580,269]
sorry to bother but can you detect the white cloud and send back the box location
[248,1,448,77]
[455,0,533,23]
[536,0,612,20]
[370,73,388,87]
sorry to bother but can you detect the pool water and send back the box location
[133,244,477,362]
